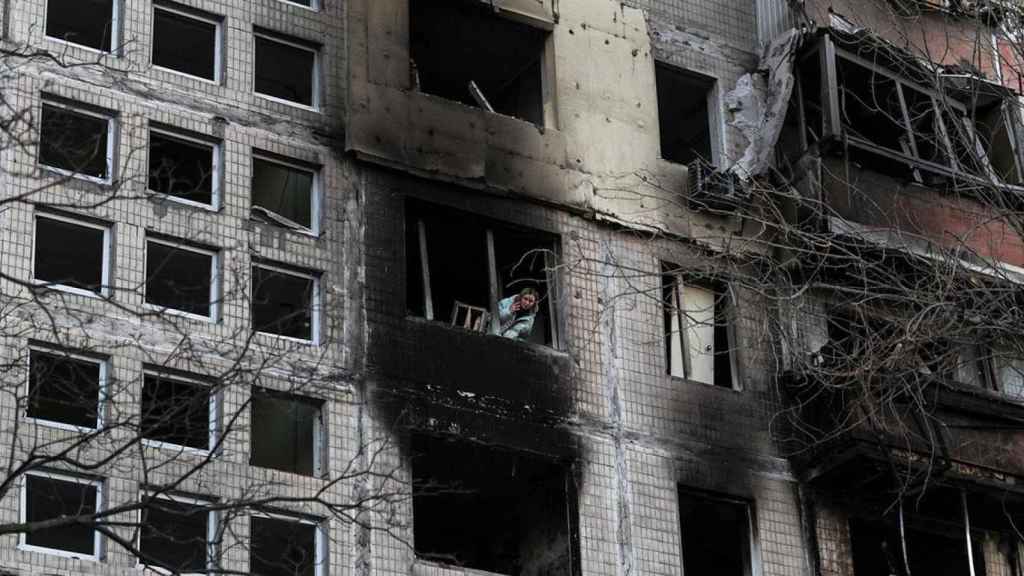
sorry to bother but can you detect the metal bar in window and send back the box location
[487,229,499,334]
[417,219,433,320]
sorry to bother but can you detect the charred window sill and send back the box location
[413,558,508,576]
[403,315,567,358]
[668,374,744,393]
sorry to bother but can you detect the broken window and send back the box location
[662,264,737,388]
[141,371,215,451]
[46,0,117,51]
[250,514,324,576]
[678,488,754,576]
[850,496,988,576]
[406,200,560,347]
[138,494,215,573]
[251,263,319,341]
[409,0,550,125]
[39,100,115,180]
[254,31,318,108]
[145,237,217,318]
[801,34,1019,183]
[148,127,219,206]
[27,347,104,428]
[655,63,717,165]
[281,0,316,7]
[21,472,102,558]
[152,3,221,82]
[33,213,111,296]
[411,434,577,576]
[251,154,318,233]
[250,387,323,476]
[957,344,998,390]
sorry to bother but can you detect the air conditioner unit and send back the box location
[686,161,749,212]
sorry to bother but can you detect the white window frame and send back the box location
[251,153,321,236]
[146,126,222,210]
[144,236,221,321]
[248,511,327,576]
[251,387,326,477]
[252,263,322,344]
[25,345,108,432]
[32,212,112,299]
[278,0,319,10]
[252,31,321,111]
[43,0,120,54]
[136,491,218,575]
[140,369,220,454]
[38,99,117,184]
[663,270,740,390]
[151,3,223,84]
[19,471,104,561]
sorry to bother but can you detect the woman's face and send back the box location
[519,293,537,311]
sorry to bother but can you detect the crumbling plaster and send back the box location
[347,0,762,245]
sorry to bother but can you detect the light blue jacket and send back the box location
[497,295,535,340]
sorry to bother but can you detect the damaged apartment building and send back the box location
[3,0,1024,575]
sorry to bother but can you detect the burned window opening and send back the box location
[850,490,989,576]
[250,514,323,576]
[678,488,754,576]
[655,63,717,165]
[250,387,324,477]
[33,213,110,295]
[251,263,319,341]
[251,154,317,232]
[800,36,1021,185]
[409,0,549,125]
[27,348,103,428]
[411,434,578,576]
[254,31,318,108]
[141,372,214,450]
[406,200,559,347]
[145,238,216,318]
[138,495,213,573]
[148,128,218,206]
[39,100,114,180]
[45,0,116,52]
[152,3,220,81]
[662,264,737,389]
[21,472,101,557]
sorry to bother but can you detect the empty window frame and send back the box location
[251,263,320,342]
[45,0,118,52]
[254,31,319,108]
[412,434,578,575]
[850,505,987,576]
[20,471,103,559]
[655,63,720,165]
[39,99,116,181]
[662,265,738,389]
[406,201,560,347]
[27,347,105,429]
[145,237,219,319]
[957,344,998,390]
[409,0,551,125]
[802,35,1009,183]
[141,371,217,451]
[138,493,216,573]
[251,153,319,233]
[250,513,326,576]
[148,127,220,206]
[33,212,111,296]
[677,488,755,576]
[152,3,222,82]
[250,387,324,476]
